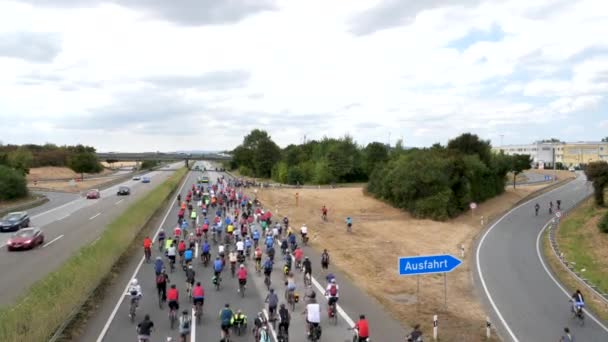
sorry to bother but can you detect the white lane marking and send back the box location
[58,214,70,221]
[262,309,279,341]
[115,199,124,205]
[31,198,82,219]
[536,222,608,333]
[476,175,584,342]
[0,243,5,249]
[191,306,196,342]
[89,213,101,220]
[43,234,64,248]
[96,171,190,342]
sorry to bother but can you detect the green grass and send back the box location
[0,167,187,342]
[557,194,608,294]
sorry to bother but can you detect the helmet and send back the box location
[190,232,194,236]
[305,256,309,260]
[131,279,138,286]
[331,278,336,284]
[156,256,162,260]
[188,265,193,269]
[270,288,274,293]
[240,264,245,268]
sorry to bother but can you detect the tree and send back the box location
[253,139,281,178]
[8,148,33,175]
[510,154,533,189]
[363,142,389,175]
[140,160,159,170]
[585,161,608,206]
[602,137,608,142]
[447,133,492,166]
[0,165,28,200]
[68,152,102,179]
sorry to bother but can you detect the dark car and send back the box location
[6,227,44,251]
[117,186,130,196]
[142,177,151,183]
[0,212,30,232]
[86,189,101,199]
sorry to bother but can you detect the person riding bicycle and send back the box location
[263,257,274,278]
[255,246,263,268]
[288,232,297,250]
[280,238,289,255]
[353,314,370,341]
[174,226,182,240]
[237,264,248,292]
[178,240,187,263]
[154,256,164,275]
[407,324,423,342]
[300,224,308,242]
[534,203,540,215]
[219,304,233,340]
[201,240,211,264]
[325,278,340,314]
[303,256,312,282]
[265,288,279,320]
[229,250,238,273]
[213,256,224,278]
[231,309,247,330]
[267,245,276,263]
[143,236,152,258]
[346,216,353,231]
[559,327,574,342]
[321,205,328,219]
[156,269,169,304]
[304,291,320,337]
[177,194,181,203]
[185,265,195,291]
[252,229,261,247]
[244,236,253,256]
[128,278,143,314]
[158,228,166,247]
[557,199,562,210]
[236,238,245,256]
[321,249,330,270]
[191,281,204,308]
[179,310,191,341]
[184,247,194,267]
[137,314,154,342]
[265,234,274,249]
[571,289,585,312]
[283,216,289,228]
[167,243,177,268]
[167,284,180,313]
[278,303,291,337]
[293,245,304,268]
[253,311,268,334]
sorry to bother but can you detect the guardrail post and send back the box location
[433,315,438,340]
[486,316,491,339]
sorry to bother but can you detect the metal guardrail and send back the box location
[547,197,608,304]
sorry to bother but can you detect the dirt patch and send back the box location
[101,161,139,169]
[27,167,112,181]
[527,169,576,181]
[250,184,548,340]
[0,195,39,211]
[30,178,120,193]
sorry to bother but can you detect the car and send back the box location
[117,186,130,196]
[86,189,101,199]
[568,166,576,172]
[201,176,209,183]
[132,176,141,181]
[142,177,151,183]
[0,212,30,232]
[6,227,44,251]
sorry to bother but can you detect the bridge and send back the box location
[97,152,231,167]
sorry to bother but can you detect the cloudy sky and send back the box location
[1,0,607,152]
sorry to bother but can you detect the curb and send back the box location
[0,195,49,217]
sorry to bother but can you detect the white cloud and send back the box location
[0,0,607,151]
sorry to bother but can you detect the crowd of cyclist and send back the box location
[130,174,373,342]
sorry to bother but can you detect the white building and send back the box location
[493,141,564,168]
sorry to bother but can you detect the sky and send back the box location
[0,0,607,152]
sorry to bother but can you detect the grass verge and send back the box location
[542,193,608,322]
[0,167,187,342]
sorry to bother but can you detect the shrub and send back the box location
[238,166,253,177]
[140,160,160,170]
[599,211,608,233]
[0,165,28,200]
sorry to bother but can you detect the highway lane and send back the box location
[0,162,184,305]
[91,163,406,342]
[476,173,608,341]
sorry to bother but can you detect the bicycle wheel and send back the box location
[129,303,136,322]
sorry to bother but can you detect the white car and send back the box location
[132,176,141,181]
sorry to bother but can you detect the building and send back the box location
[493,141,608,168]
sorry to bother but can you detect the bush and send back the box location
[0,165,28,200]
[287,166,305,185]
[140,160,160,170]
[238,166,253,177]
[599,211,608,233]
[0,167,187,342]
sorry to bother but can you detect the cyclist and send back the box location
[201,239,211,265]
[265,234,274,250]
[174,225,182,241]
[218,244,226,264]
[156,269,169,305]
[167,284,180,313]
[535,203,540,216]
[258,325,270,342]
[231,309,247,333]
[346,216,353,232]
[128,279,143,318]
[325,278,340,316]
[407,324,423,342]
[184,247,194,268]
[278,303,290,338]
[263,257,274,280]
[265,288,279,321]
[229,250,238,276]
[353,314,370,341]
[571,289,585,313]
[283,253,292,277]
[157,228,166,249]
[190,209,197,221]
[192,281,205,310]
[236,237,245,255]
[255,246,263,270]
[214,256,224,278]
[304,291,320,338]
[164,236,173,254]
[178,240,187,266]
[252,229,261,248]
[219,304,233,340]
[559,327,574,342]
[177,194,182,203]
[280,238,289,255]
[237,264,248,293]
[303,256,312,283]
[185,265,195,294]
[557,199,562,210]
[283,216,289,229]
[137,314,154,342]
[167,243,177,270]
[244,236,253,257]
[288,232,297,251]
[300,224,308,243]
[178,310,191,342]
[253,312,268,338]
[267,244,276,263]
[181,220,189,238]
[143,236,153,262]
[154,256,164,276]
[321,205,328,220]
[321,249,330,271]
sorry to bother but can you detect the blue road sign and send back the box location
[398,254,462,276]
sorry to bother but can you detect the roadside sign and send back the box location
[556,211,562,218]
[470,202,477,209]
[398,254,462,276]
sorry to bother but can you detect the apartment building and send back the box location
[493,141,608,167]
[561,142,608,166]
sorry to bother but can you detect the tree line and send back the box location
[228,130,532,220]
[0,143,103,201]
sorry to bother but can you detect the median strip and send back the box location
[0,167,187,342]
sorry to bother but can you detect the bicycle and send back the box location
[144,247,151,263]
[233,321,246,336]
[214,275,222,291]
[302,235,309,246]
[303,272,312,287]
[285,289,296,311]
[195,301,203,325]
[255,259,262,275]
[348,327,370,342]
[308,323,321,341]
[158,239,165,253]
[239,281,246,298]
[230,262,236,278]
[278,324,289,342]
[570,300,585,326]
[158,289,165,309]
[129,297,139,322]
[169,258,175,273]
[264,274,272,291]
[169,307,177,329]
[328,302,338,325]
[202,253,210,267]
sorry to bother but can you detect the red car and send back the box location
[6,228,45,251]
[86,189,101,199]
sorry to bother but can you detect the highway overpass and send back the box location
[97,152,231,163]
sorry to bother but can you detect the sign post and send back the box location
[470,202,477,219]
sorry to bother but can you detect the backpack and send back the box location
[329,284,337,297]
[156,274,164,284]
[181,317,190,330]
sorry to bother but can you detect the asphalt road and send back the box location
[476,173,608,341]
[85,163,406,342]
[0,162,184,305]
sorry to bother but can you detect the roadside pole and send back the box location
[486,316,492,339]
[433,315,438,340]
